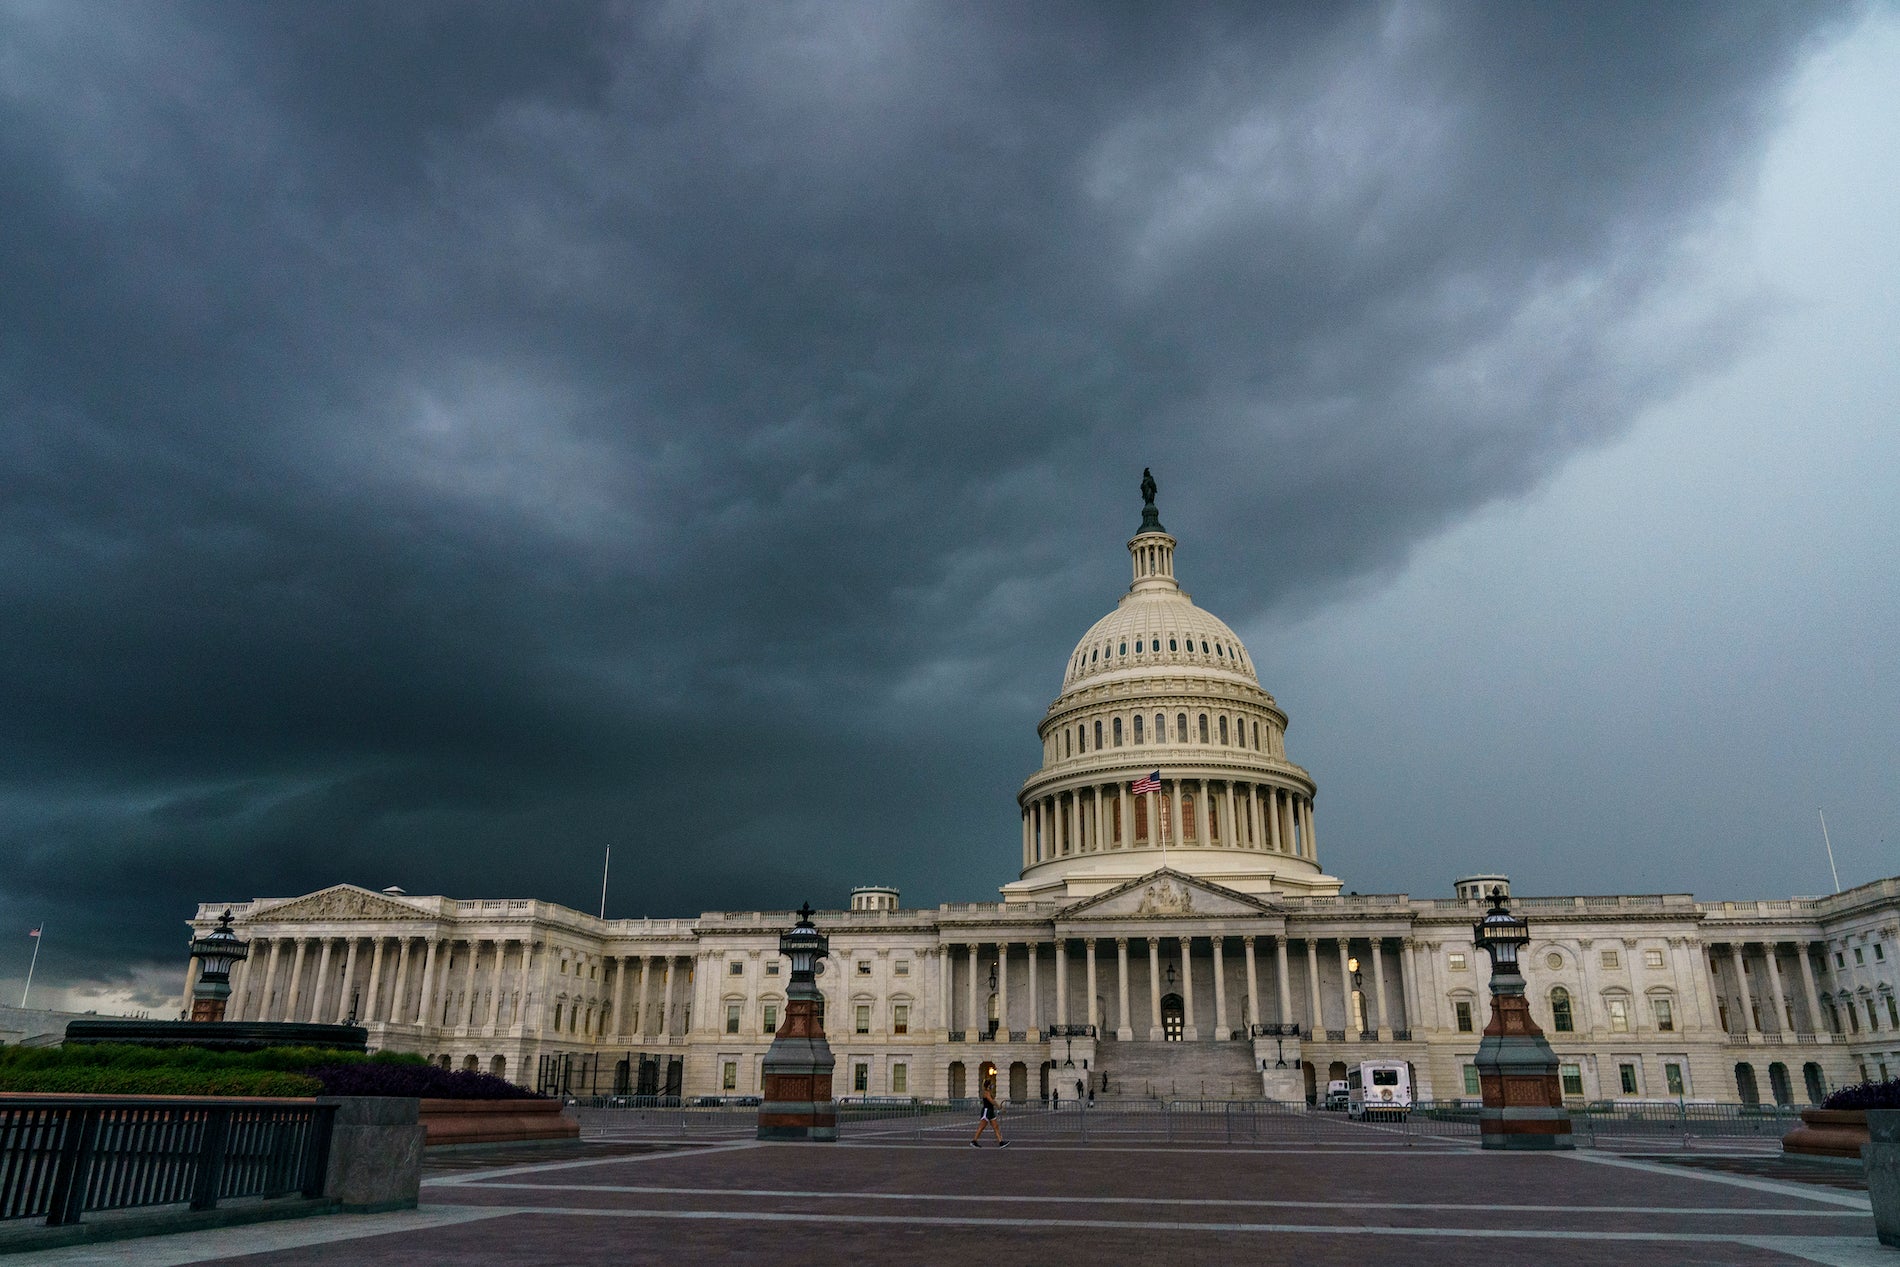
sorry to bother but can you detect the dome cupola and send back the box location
[1004,473,1340,903]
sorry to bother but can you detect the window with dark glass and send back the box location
[1113,717,1123,745]
[1551,988,1573,1032]
[1133,715,1144,743]
[1198,714,1209,743]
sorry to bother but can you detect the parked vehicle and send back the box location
[1347,1061,1412,1119]
[1323,1080,1350,1111]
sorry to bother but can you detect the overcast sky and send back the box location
[2,2,1894,1012]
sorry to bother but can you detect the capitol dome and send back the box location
[1003,473,1340,903]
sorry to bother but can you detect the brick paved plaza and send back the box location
[16,1118,1888,1266]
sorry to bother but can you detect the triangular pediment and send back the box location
[253,884,429,923]
[1058,869,1277,921]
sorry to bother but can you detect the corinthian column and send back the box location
[1116,938,1132,1040]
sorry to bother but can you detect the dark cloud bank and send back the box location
[0,1,1858,1002]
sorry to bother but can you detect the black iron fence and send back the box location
[0,1098,334,1227]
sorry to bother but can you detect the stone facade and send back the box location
[186,484,1900,1105]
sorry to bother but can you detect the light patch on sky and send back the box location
[1256,11,1900,901]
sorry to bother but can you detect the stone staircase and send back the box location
[1092,1039,1261,1101]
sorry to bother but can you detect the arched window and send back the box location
[1176,713,1187,740]
[1198,714,1209,743]
[1253,721,1260,749]
[1113,717,1123,746]
[1134,793,1149,841]
[1156,713,1166,741]
[1218,716,1229,744]
[1090,648,1097,662]
[1077,724,1086,753]
[1133,714,1144,743]
[1181,796,1196,838]
[1094,720,1103,749]
[1216,643,1224,657]
[1136,640,1143,653]
[1550,987,1574,1033]
[1064,731,1071,757]
[1169,637,1178,651]
[1119,642,1126,656]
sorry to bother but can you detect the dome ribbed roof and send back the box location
[1062,591,1257,690]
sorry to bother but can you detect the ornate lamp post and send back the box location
[757,903,838,1142]
[187,910,249,1022]
[1472,889,1572,1150]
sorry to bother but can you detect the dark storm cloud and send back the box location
[0,0,1854,1000]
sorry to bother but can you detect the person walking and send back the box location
[970,1078,1009,1146]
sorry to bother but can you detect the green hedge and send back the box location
[0,1044,423,1097]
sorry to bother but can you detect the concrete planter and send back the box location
[418,1097,578,1146]
[322,1096,424,1212]
[1867,1110,1899,1248]
[1781,1108,1869,1159]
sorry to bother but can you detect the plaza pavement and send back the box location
[10,1117,1888,1266]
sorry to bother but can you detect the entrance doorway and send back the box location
[1803,1061,1825,1104]
[1734,1062,1760,1106]
[1009,1062,1028,1103]
[1768,1062,1793,1106]
[948,1061,966,1099]
[1161,993,1185,1041]
[978,1060,997,1095]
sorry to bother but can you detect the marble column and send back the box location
[1179,936,1197,1039]
[1118,782,1131,849]
[457,941,480,1030]
[389,939,413,1024]
[488,942,510,1032]
[1733,943,1762,1037]
[1116,938,1133,1040]
[1068,793,1080,856]
[226,947,252,1022]
[938,948,952,1035]
[1369,938,1390,1039]
[334,938,358,1024]
[1336,939,1355,1035]
[363,939,386,1025]
[1275,936,1293,1028]
[1268,788,1283,852]
[1054,939,1068,1028]
[1223,781,1237,847]
[1146,786,1159,850]
[260,939,284,1021]
[1797,944,1827,1034]
[1148,938,1163,1040]
[1211,936,1229,1039]
[1243,936,1260,1034]
[1303,797,1318,859]
[1399,939,1420,1034]
[309,939,335,1024]
[998,942,1010,1035]
[1027,944,1040,1036]
[1022,810,1032,869]
[1093,787,1105,852]
[1196,779,1210,847]
[966,942,980,1037]
[1764,943,1791,1037]
[1305,939,1324,1033]
[285,939,309,1023]
[1086,938,1099,1032]
[1170,779,1184,848]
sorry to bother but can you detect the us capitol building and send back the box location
[190,478,1900,1107]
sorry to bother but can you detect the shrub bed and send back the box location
[0,1044,540,1099]
[1822,1079,1900,1111]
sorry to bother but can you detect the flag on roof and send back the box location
[27,927,40,938]
[1130,771,1161,795]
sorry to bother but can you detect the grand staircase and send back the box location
[1092,1039,1261,1101]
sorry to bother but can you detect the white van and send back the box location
[1322,1080,1349,1111]
[1347,1061,1412,1119]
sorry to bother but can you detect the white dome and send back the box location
[1063,591,1257,690]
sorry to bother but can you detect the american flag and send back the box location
[1130,771,1161,795]
[27,927,40,938]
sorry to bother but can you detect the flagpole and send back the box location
[599,846,611,919]
[1819,810,1842,894]
[21,926,41,1009]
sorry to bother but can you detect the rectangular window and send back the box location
[857,960,872,975]
[766,962,780,976]
[729,961,744,975]
[1653,998,1674,1032]
[722,1061,737,1091]
[1448,953,1468,973]
[1868,1001,1881,1032]
[853,1062,868,1093]
[1463,1065,1481,1096]
[1665,1063,1685,1096]
[892,1063,908,1094]
[762,1004,778,1033]
[1888,997,1898,1028]
[1837,952,1846,968]
[895,960,910,976]
[1561,1064,1584,1097]
[1607,998,1629,1033]
[1455,1000,1474,1033]
[1619,1063,1639,1096]
[1876,943,1886,961]
[893,1004,909,1035]
[1644,949,1665,969]
[725,1003,741,1034]
[1601,950,1620,970]
[1855,947,1866,965]
[855,1004,870,1035]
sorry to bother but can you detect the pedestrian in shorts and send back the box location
[970,1079,1009,1146]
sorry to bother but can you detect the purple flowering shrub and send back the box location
[309,1061,545,1100]
[1821,1079,1900,1111]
